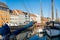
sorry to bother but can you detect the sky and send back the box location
[0,0,60,18]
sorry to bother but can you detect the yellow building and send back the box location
[0,2,10,26]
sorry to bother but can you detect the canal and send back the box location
[16,31,60,40]
[29,35,60,40]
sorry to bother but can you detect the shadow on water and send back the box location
[15,31,60,40]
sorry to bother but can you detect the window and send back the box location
[0,7,9,11]
[0,7,2,10]
[7,22,8,23]
[6,18,7,20]
[10,18,14,20]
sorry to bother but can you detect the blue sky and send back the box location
[0,0,60,18]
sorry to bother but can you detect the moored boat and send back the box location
[46,21,60,37]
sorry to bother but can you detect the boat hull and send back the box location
[46,29,60,37]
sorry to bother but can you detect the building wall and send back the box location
[9,10,37,26]
[41,17,51,24]
[0,2,10,26]
[8,15,19,26]
[0,10,10,26]
[24,12,30,24]
[12,10,30,25]
[9,12,27,26]
[30,14,37,22]
[36,15,41,23]
[19,14,26,25]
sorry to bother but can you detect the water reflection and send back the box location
[46,36,60,40]
[29,32,60,40]
[29,33,46,40]
[15,31,60,40]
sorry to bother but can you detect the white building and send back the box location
[36,14,41,23]
[19,14,25,25]
[14,10,30,25]
[9,10,30,26]
[30,14,37,22]
[8,15,20,26]
[23,12,30,24]
[9,10,37,26]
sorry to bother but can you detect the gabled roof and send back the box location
[10,10,37,17]
[12,10,24,15]
[30,14,37,17]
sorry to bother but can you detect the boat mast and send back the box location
[51,0,54,21]
[56,8,58,21]
[40,0,43,23]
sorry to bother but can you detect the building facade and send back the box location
[9,10,37,26]
[0,2,10,26]
[12,10,30,25]
[13,10,26,25]
[23,12,30,24]
[8,15,20,26]
[30,14,37,22]
[9,10,27,26]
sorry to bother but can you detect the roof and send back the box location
[10,10,37,17]
[12,10,24,15]
[0,2,8,8]
[30,14,37,17]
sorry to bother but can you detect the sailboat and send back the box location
[46,21,60,37]
[46,0,60,37]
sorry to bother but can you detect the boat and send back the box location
[46,21,60,37]
[0,21,35,40]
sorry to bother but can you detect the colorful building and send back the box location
[39,17,51,26]
[10,10,30,25]
[0,2,10,26]
[9,10,26,26]
[9,15,20,26]
[9,10,37,26]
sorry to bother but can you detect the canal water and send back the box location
[28,34,46,40]
[16,32,60,40]
[28,33,60,40]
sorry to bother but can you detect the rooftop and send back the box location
[30,14,37,17]
[10,10,37,17]
[0,2,8,8]
[12,10,24,15]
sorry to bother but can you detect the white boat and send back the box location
[46,29,60,37]
[46,21,60,37]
